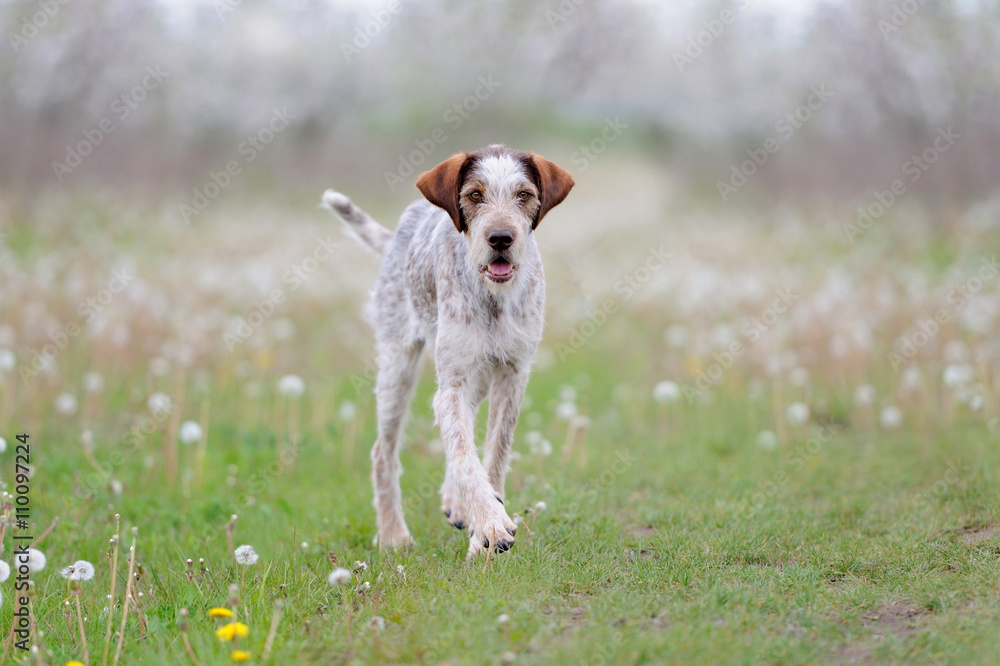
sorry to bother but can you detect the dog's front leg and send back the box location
[434,381,518,557]
[483,364,529,501]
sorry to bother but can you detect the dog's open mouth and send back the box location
[481,260,517,283]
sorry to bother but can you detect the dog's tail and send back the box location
[321,189,394,257]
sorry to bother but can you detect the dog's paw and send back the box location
[440,478,468,530]
[465,490,517,558]
[378,528,415,551]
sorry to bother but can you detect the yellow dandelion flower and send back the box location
[208,607,234,618]
[231,650,252,662]
[215,621,249,641]
[67,662,86,666]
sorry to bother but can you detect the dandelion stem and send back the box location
[75,593,89,664]
[102,515,122,666]
[181,633,200,665]
[262,599,284,660]
[195,396,211,489]
[112,527,139,666]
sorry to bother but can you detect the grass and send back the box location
[1,337,998,666]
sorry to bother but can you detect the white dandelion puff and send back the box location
[55,393,78,416]
[497,614,511,625]
[879,406,903,430]
[534,501,547,512]
[853,384,875,406]
[943,364,974,387]
[555,401,577,420]
[147,391,172,414]
[652,380,680,404]
[327,568,351,586]
[178,421,203,445]
[353,561,368,573]
[0,349,15,372]
[60,560,96,582]
[234,545,259,566]
[785,402,810,427]
[24,548,46,573]
[339,401,357,421]
[83,371,104,393]
[756,430,778,450]
[0,561,9,582]
[0,437,6,454]
[278,374,305,397]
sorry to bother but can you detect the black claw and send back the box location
[495,495,504,505]
[496,539,513,553]
[506,527,516,537]
[452,520,465,530]
[483,537,491,549]
[444,509,451,518]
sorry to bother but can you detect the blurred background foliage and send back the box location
[1,0,998,210]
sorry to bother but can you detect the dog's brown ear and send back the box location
[416,152,470,232]
[530,154,574,229]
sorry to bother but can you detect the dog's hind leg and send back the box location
[371,338,424,549]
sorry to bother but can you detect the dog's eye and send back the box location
[517,191,531,200]
[469,191,482,202]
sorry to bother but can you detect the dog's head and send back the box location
[416,145,574,291]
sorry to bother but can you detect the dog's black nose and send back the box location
[487,230,514,251]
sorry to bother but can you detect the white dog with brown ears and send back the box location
[323,145,574,557]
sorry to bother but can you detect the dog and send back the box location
[322,144,573,557]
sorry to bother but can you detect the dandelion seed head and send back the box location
[277,374,305,397]
[879,406,903,429]
[179,421,203,445]
[756,430,778,450]
[147,391,172,414]
[534,501,547,512]
[83,371,104,393]
[0,561,9,583]
[327,568,351,586]
[853,384,875,406]
[785,402,810,427]
[555,401,577,420]
[652,380,680,404]
[55,393,78,416]
[25,548,46,572]
[234,544,259,566]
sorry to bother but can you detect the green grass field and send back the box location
[1,188,999,665]
[2,340,999,665]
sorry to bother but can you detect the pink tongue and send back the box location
[491,261,512,276]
